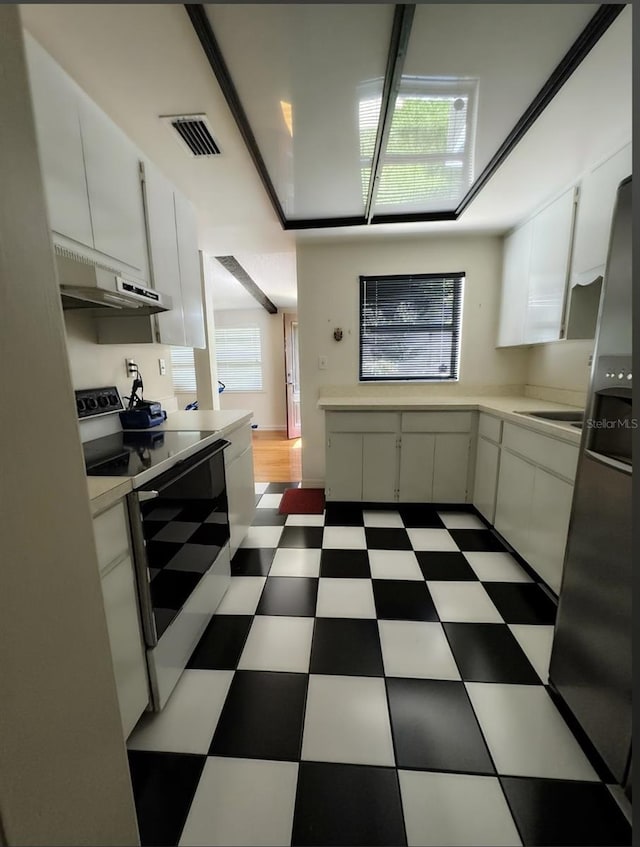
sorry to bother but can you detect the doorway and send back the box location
[284,313,301,439]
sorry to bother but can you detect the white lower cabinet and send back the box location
[362,434,398,501]
[527,469,574,594]
[93,500,148,738]
[398,433,435,502]
[100,554,149,738]
[494,450,536,557]
[473,436,500,523]
[325,411,472,503]
[226,444,257,558]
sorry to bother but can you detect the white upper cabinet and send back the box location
[570,142,632,286]
[524,187,576,343]
[174,191,206,349]
[78,94,149,278]
[497,220,532,347]
[24,34,93,247]
[142,160,185,345]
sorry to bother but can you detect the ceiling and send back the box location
[20,4,632,310]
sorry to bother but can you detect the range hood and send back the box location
[55,250,171,315]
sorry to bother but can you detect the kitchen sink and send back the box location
[515,410,584,423]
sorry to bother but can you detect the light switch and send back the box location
[158,358,166,376]
[318,355,328,370]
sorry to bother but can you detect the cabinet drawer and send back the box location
[225,423,252,465]
[502,422,578,480]
[478,413,502,443]
[401,411,472,433]
[93,500,130,574]
[326,411,398,433]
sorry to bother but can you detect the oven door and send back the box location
[127,439,231,647]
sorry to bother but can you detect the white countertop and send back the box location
[318,394,583,444]
[86,409,253,509]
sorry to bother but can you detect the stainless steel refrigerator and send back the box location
[549,176,632,797]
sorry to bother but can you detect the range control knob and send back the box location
[109,393,119,405]
[86,397,98,410]
[627,373,632,380]
[76,398,86,413]
[618,372,625,380]
[98,396,108,407]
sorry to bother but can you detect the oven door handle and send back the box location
[137,489,159,502]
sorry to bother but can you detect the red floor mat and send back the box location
[278,487,325,515]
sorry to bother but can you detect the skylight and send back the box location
[360,76,478,213]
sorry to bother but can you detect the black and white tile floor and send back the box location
[127,481,632,847]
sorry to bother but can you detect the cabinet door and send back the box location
[494,450,535,555]
[497,220,532,347]
[175,191,205,349]
[399,433,435,502]
[326,433,362,501]
[100,555,149,738]
[362,434,397,502]
[79,95,149,277]
[433,433,470,502]
[571,142,632,285]
[142,160,185,345]
[527,469,573,593]
[524,187,576,343]
[226,445,256,558]
[473,436,500,523]
[24,34,93,248]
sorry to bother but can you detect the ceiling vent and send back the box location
[161,114,221,157]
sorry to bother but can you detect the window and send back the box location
[215,326,263,392]
[169,346,197,392]
[359,273,464,381]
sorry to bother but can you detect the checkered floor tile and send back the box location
[127,484,632,846]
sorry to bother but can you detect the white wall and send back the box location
[215,308,289,430]
[64,311,177,406]
[297,235,529,484]
[526,339,593,395]
[0,9,139,843]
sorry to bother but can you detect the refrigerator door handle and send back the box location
[585,449,632,476]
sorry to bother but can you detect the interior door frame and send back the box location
[283,312,301,439]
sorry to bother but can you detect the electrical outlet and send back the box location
[158,358,166,376]
[125,358,137,376]
[318,355,328,370]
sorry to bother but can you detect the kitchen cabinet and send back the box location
[473,413,503,523]
[92,500,148,738]
[25,34,149,279]
[224,422,256,557]
[175,190,206,348]
[497,220,532,347]
[497,188,576,346]
[78,94,149,277]
[570,142,632,286]
[494,421,578,593]
[24,33,93,247]
[325,410,472,503]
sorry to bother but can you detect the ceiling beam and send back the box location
[364,4,416,224]
[215,256,278,314]
[455,3,626,218]
[185,5,287,229]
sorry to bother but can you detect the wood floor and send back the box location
[252,430,302,483]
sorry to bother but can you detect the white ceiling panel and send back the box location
[205,4,395,220]
[403,4,599,183]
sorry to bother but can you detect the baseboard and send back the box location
[252,425,286,432]
[302,479,325,489]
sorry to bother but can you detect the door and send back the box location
[433,433,470,502]
[473,436,500,523]
[494,450,535,554]
[527,468,573,593]
[362,434,397,502]
[398,433,435,502]
[284,313,301,438]
[326,433,362,501]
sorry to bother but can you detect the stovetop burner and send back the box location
[83,430,216,477]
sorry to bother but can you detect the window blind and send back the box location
[215,326,263,392]
[360,273,464,381]
[169,346,197,392]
